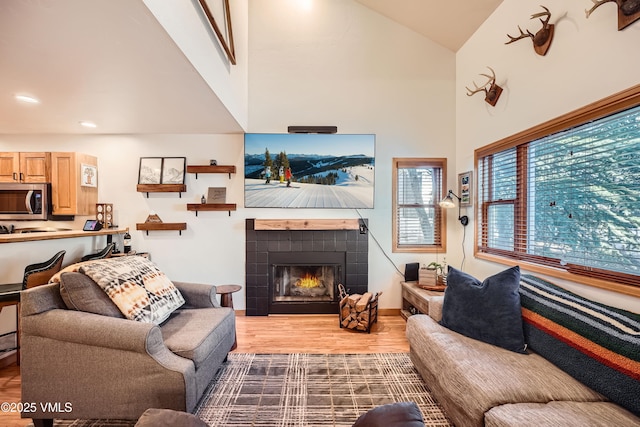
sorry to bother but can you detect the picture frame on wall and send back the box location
[458,171,473,207]
[138,157,163,184]
[80,164,98,187]
[161,157,186,185]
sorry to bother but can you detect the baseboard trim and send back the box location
[0,350,17,368]
[235,309,401,317]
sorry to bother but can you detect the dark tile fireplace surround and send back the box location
[245,219,369,316]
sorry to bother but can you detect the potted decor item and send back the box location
[419,262,447,289]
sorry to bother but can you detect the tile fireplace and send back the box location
[245,219,368,315]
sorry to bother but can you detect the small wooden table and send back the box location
[216,284,242,309]
[216,285,242,351]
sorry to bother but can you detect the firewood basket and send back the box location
[338,283,382,333]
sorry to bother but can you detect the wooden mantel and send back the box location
[253,219,360,231]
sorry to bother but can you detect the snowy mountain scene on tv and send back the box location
[244,133,375,208]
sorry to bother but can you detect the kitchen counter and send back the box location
[0,228,127,244]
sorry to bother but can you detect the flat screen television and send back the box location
[244,133,375,208]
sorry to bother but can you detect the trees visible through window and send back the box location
[393,158,446,253]
[476,89,640,290]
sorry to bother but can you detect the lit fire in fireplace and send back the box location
[296,272,321,288]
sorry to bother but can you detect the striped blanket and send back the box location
[519,275,640,416]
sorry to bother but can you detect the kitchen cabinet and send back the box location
[0,152,50,183]
[50,152,98,216]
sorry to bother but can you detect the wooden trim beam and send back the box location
[253,219,360,231]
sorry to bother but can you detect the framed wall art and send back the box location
[458,171,473,207]
[138,157,163,184]
[161,157,186,185]
[81,164,98,187]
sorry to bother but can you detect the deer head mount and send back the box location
[505,6,554,56]
[465,67,503,107]
[586,0,640,30]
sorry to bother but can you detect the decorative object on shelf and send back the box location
[465,67,503,107]
[440,190,470,226]
[210,159,217,166]
[145,213,163,223]
[123,227,132,253]
[201,194,206,204]
[81,163,98,187]
[585,0,640,30]
[95,203,113,228]
[418,262,447,289]
[138,157,186,185]
[505,5,554,56]
[196,0,236,65]
[207,187,226,204]
[458,171,473,207]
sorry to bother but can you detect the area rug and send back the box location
[36,353,451,427]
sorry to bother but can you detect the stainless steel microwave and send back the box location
[0,183,51,220]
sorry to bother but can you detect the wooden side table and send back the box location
[400,281,444,320]
[216,284,242,351]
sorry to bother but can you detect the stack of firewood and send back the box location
[338,284,381,332]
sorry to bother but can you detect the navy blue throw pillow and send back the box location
[440,266,527,354]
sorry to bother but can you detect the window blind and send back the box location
[477,105,640,287]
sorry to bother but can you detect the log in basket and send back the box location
[338,283,381,333]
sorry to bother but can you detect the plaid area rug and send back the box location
[195,353,451,427]
[38,353,451,427]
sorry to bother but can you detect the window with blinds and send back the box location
[392,158,446,253]
[477,101,640,288]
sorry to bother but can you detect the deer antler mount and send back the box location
[506,6,554,56]
[585,0,640,30]
[465,67,503,107]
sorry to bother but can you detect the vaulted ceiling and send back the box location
[0,0,502,135]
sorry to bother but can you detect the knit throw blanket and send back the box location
[519,275,640,416]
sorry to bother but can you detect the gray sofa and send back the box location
[406,282,640,427]
[20,268,236,426]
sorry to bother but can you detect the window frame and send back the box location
[392,157,447,253]
[474,84,640,298]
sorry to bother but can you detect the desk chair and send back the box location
[0,250,66,364]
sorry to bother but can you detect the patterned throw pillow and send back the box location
[78,256,185,325]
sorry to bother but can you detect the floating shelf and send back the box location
[187,203,237,216]
[136,222,187,235]
[136,184,186,198]
[186,165,236,179]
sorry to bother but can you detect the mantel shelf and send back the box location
[136,222,187,235]
[186,203,237,216]
[186,165,236,179]
[136,184,186,198]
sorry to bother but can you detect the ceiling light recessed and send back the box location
[79,121,97,128]
[15,94,40,104]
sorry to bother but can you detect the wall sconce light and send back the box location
[440,190,469,226]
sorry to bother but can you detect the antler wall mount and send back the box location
[505,6,555,56]
[465,67,503,107]
[585,0,640,30]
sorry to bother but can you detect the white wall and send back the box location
[247,0,457,309]
[455,0,640,311]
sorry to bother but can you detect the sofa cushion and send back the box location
[440,266,527,353]
[352,402,425,427]
[161,307,235,369]
[406,314,607,427]
[78,256,185,325]
[519,275,640,416]
[485,401,640,427]
[59,272,124,318]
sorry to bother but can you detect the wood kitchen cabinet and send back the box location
[50,152,98,215]
[0,152,50,183]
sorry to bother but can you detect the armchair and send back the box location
[20,262,236,427]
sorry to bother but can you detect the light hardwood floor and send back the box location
[0,314,409,427]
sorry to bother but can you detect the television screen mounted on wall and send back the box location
[244,133,375,208]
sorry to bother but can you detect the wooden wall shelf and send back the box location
[186,165,236,179]
[137,184,186,198]
[187,203,237,216]
[136,222,187,235]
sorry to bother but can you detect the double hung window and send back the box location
[476,88,640,290]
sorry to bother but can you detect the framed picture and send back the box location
[458,171,473,207]
[80,164,98,187]
[138,158,163,184]
[161,157,186,184]
[197,0,236,65]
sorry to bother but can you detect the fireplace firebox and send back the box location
[269,252,343,313]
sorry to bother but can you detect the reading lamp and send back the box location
[440,190,469,226]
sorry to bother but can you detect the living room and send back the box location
[0,0,639,425]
